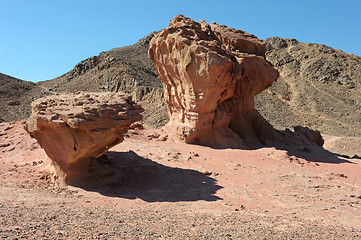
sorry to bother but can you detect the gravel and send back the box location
[1,198,360,239]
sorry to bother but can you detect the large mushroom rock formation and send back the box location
[25,92,143,183]
[149,15,279,148]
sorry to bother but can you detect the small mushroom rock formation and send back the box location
[25,92,143,183]
[149,15,279,148]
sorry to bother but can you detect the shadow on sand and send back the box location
[233,127,358,164]
[266,129,357,164]
[72,150,222,202]
[273,143,356,164]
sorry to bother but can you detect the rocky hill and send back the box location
[0,73,46,122]
[1,33,360,136]
[39,32,168,128]
[256,37,361,137]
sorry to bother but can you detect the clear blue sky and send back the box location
[1,0,360,82]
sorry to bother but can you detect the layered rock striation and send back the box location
[25,92,143,182]
[149,15,279,148]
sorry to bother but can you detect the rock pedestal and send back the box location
[149,15,279,148]
[25,92,143,182]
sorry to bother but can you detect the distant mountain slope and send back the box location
[1,34,360,136]
[38,32,169,128]
[0,73,46,122]
[255,37,361,137]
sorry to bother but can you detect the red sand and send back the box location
[1,121,361,238]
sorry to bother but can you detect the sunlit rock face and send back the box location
[25,92,143,182]
[149,15,279,148]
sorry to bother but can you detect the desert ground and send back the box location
[1,120,360,239]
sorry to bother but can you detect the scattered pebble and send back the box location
[203,171,212,176]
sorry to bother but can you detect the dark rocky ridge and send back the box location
[256,37,361,137]
[39,32,168,128]
[0,73,45,122]
[1,33,360,137]
[1,32,168,128]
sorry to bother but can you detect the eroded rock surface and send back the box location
[25,92,143,183]
[149,15,279,148]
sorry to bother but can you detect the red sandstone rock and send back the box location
[149,15,279,148]
[25,92,143,183]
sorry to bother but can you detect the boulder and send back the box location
[294,126,324,146]
[149,15,279,148]
[25,92,143,182]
